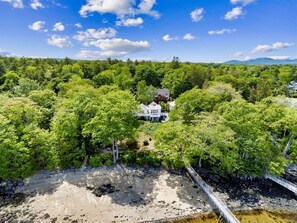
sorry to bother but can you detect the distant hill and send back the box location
[224,58,297,65]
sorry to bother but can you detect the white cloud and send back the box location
[116,17,144,27]
[251,42,294,54]
[225,7,244,20]
[183,33,195,41]
[208,28,237,35]
[79,0,160,19]
[190,8,204,22]
[76,50,127,59]
[47,35,73,48]
[73,28,116,43]
[75,23,82,29]
[86,38,150,52]
[230,0,255,6]
[137,0,160,19]
[53,22,65,31]
[163,34,177,41]
[79,0,132,16]
[30,0,44,10]
[76,50,103,58]
[233,51,244,57]
[267,56,292,60]
[76,38,150,59]
[28,21,45,31]
[1,0,24,8]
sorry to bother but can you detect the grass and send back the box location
[137,121,161,151]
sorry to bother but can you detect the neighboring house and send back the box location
[287,81,297,91]
[155,88,170,102]
[287,81,297,97]
[139,102,162,121]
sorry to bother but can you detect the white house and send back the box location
[139,102,162,121]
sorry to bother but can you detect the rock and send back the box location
[44,213,50,219]
[92,184,119,197]
[86,185,94,190]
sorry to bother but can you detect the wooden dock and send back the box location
[186,165,240,223]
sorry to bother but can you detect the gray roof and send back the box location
[288,81,297,91]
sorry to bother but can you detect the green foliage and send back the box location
[51,110,83,168]
[92,70,114,87]
[114,66,132,90]
[60,64,84,82]
[136,80,157,104]
[162,68,192,98]
[0,97,57,180]
[134,64,160,87]
[155,116,239,173]
[83,89,139,146]
[0,57,297,179]
[155,97,297,176]
[170,87,220,123]
[89,153,113,167]
[0,114,34,180]
[206,82,242,100]
[29,89,56,109]
[1,71,19,91]
[13,78,39,97]
[138,122,161,136]
[122,150,161,167]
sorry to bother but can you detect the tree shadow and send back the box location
[90,164,157,206]
[14,165,158,207]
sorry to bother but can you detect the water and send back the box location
[174,209,297,223]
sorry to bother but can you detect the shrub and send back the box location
[126,140,139,150]
[89,153,113,167]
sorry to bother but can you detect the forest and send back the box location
[0,56,297,180]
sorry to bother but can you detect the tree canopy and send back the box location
[0,56,297,179]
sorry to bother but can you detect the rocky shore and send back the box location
[0,165,297,223]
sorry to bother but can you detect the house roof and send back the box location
[148,102,161,109]
[157,88,170,96]
[288,81,297,91]
[140,103,148,110]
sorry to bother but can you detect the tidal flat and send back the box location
[0,165,296,223]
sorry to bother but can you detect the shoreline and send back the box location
[169,208,297,223]
[1,165,297,222]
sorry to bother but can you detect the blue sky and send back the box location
[0,0,296,62]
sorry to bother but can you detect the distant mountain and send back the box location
[224,58,297,65]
